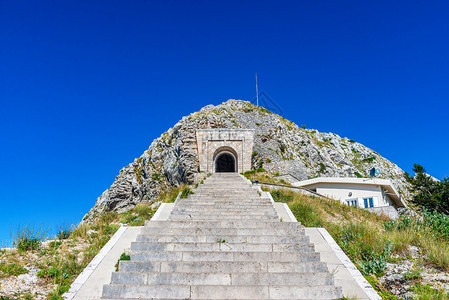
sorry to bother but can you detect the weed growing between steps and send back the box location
[268,188,449,299]
[114,252,130,271]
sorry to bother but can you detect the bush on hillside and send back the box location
[405,164,449,214]
[12,225,48,252]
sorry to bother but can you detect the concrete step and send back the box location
[139,227,305,236]
[136,234,309,244]
[118,260,329,273]
[130,242,314,252]
[111,272,334,286]
[103,284,343,299]
[171,206,275,211]
[170,210,277,216]
[174,203,274,208]
[130,250,321,262]
[168,215,280,221]
[145,220,303,229]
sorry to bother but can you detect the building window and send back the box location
[363,197,374,208]
[346,199,358,207]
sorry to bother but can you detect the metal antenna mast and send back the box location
[255,73,259,106]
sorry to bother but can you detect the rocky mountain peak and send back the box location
[83,99,410,221]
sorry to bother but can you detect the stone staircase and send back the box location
[102,173,343,299]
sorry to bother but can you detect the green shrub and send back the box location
[332,222,391,276]
[270,190,294,203]
[49,241,62,249]
[12,225,47,252]
[0,262,29,276]
[362,156,376,163]
[354,171,363,178]
[412,283,449,300]
[180,187,194,199]
[422,209,449,240]
[37,266,60,279]
[115,252,131,271]
[243,170,256,175]
[403,268,422,280]
[57,227,71,240]
[318,163,326,173]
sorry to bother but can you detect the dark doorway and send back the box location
[215,153,236,172]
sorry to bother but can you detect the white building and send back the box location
[292,177,406,210]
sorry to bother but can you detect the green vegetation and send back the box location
[243,169,290,186]
[56,225,72,240]
[120,203,156,226]
[354,171,363,178]
[115,252,131,271]
[267,187,449,298]
[411,282,449,299]
[0,262,29,277]
[156,184,186,203]
[318,162,326,173]
[12,225,48,252]
[180,186,194,199]
[405,164,449,214]
[152,173,160,181]
[134,166,143,184]
[362,156,376,163]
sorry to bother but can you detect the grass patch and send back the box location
[180,186,194,199]
[12,225,48,252]
[0,262,29,277]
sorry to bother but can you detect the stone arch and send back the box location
[213,146,238,173]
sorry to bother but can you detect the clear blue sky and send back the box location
[1,1,448,245]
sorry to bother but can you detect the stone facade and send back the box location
[196,129,254,173]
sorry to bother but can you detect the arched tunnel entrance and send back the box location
[214,152,237,172]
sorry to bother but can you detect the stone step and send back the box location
[178,198,269,202]
[170,209,277,214]
[139,228,305,237]
[118,260,328,274]
[168,215,279,221]
[103,284,343,299]
[174,202,274,207]
[130,250,321,262]
[171,206,275,211]
[145,220,302,229]
[111,272,334,286]
[136,234,309,244]
[130,242,314,252]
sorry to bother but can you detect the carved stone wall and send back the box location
[196,129,254,173]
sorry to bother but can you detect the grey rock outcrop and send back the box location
[83,99,410,221]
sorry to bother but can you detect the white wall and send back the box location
[306,183,389,208]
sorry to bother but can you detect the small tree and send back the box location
[405,164,449,214]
